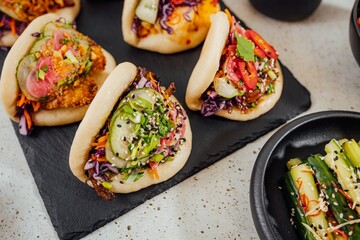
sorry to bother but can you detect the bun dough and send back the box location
[0,0,81,47]
[185,11,283,121]
[69,62,192,193]
[0,13,116,126]
[122,0,218,54]
[0,31,18,47]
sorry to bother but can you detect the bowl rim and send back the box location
[249,110,360,240]
[353,0,360,37]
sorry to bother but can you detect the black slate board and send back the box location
[0,1,311,239]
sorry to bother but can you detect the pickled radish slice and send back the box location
[26,70,52,99]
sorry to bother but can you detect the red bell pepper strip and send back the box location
[238,61,258,90]
[171,0,185,4]
[246,29,278,59]
[254,47,267,59]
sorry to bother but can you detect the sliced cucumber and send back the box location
[343,139,360,167]
[135,0,160,24]
[104,142,128,168]
[43,21,76,37]
[109,113,136,160]
[108,88,162,161]
[16,54,38,101]
[290,163,331,239]
[214,77,242,99]
[30,36,52,54]
[324,139,360,215]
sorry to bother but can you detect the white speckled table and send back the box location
[0,0,359,239]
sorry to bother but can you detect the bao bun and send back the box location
[69,62,192,193]
[0,0,81,47]
[122,0,219,54]
[185,11,283,121]
[0,13,116,126]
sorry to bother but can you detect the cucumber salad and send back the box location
[15,18,106,135]
[84,68,187,200]
[285,139,360,239]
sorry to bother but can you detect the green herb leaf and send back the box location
[235,33,255,62]
[266,83,275,94]
[37,68,46,80]
[41,65,48,72]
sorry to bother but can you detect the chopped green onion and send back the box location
[151,154,164,162]
[267,70,277,80]
[101,182,113,189]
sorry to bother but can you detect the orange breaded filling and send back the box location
[28,22,106,109]
[41,78,97,109]
[0,0,74,23]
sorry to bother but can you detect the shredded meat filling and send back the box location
[88,169,116,201]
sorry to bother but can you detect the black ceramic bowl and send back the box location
[250,110,360,240]
[249,0,321,21]
[350,0,360,67]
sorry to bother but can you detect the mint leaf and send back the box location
[235,33,255,62]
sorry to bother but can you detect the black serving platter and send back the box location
[0,0,311,239]
[250,110,360,240]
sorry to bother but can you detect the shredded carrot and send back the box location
[308,199,321,216]
[296,177,303,191]
[23,109,32,130]
[31,101,41,112]
[9,19,16,35]
[332,181,353,203]
[327,232,332,240]
[224,9,232,25]
[16,93,27,107]
[149,72,158,89]
[300,193,310,212]
[91,141,106,149]
[301,169,314,174]
[97,133,108,143]
[339,188,353,202]
[150,169,159,180]
[91,133,108,149]
[333,229,348,240]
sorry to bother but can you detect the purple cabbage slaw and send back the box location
[0,12,27,39]
[132,0,200,36]
[200,90,245,117]
[15,97,36,135]
[84,67,165,182]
